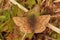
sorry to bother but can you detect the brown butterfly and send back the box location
[13,15,51,33]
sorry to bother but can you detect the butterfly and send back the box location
[13,15,51,33]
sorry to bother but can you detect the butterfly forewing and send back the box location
[13,15,51,33]
[13,17,32,33]
[34,15,51,33]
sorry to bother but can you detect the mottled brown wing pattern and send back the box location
[34,15,51,33]
[13,15,51,33]
[13,17,32,33]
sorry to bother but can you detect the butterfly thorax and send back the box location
[28,15,36,32]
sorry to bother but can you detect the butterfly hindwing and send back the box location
[13,17,32,33]
[13,15,51,33]
[34,15,51,33]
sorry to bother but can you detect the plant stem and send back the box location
[21,33,26,40]
[54,0,60,2]
[47,23,60,34]
[45,35,56,40]
[51,15,60,17]
[10,0,28,12]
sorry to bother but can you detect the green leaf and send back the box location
[57,34,60,40]
[4,10,11,21]
[11,5,24,17]
[0,9,2,13]
[37,0,42,5]
[8,19,14,33]
[27,5,40,17]
[27,0,36,8]
[0,16,6,19]
[0,21,8,32]
[26,33,34,39]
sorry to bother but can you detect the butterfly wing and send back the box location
[34,15,51,33]
[13,17,32,33]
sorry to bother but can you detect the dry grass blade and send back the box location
[52,14,60,17]
[54,0,60,2]
[40,0,46,5]
[10,0,28,12]
[55,9,60,12]
[47,23,60,34]
[21,33,26,40]
[45,35,57,40]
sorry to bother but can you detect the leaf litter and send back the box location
[0,0,60,40]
